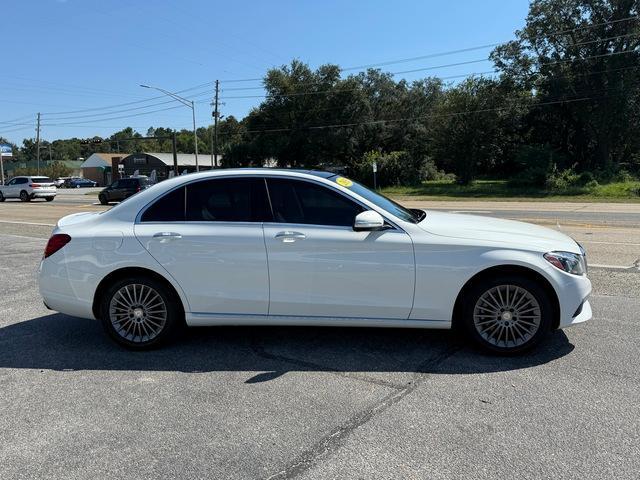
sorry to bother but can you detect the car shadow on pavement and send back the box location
[0,314,574,382]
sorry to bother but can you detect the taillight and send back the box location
[136,186,141,192]
[31,183,41,188]
[44,234,71,258]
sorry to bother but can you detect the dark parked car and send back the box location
[98,177,152,205]
[65,178,97,188]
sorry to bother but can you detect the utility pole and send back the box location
[211,80,220,168]
[36,113,41,175]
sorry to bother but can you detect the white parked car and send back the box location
[0,175,57,202]
[39,169,591,353]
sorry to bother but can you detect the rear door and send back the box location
[134,177,272,315]
[262,177,415,320]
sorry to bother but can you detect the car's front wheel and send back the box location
[99,276,183,349]
[461,275,553,354]
[0,191,4,202]
[98,193,108,205]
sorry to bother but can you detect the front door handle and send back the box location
[275,231,306,243]
[152,232,182,242]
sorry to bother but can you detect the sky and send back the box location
[1,0,531,145]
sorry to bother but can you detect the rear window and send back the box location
[31,177,53,183]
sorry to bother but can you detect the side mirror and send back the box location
[353,210,386,231]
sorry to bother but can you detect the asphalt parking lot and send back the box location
[0,194,639,479]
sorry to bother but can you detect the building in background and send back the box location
[80,153,128,186]
[114,152,222,182]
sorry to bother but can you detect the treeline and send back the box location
[4,0,640,188]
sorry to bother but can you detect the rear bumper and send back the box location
[38,258,96,319]
[31,191,56,198]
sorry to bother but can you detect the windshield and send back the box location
[330,175,423,223]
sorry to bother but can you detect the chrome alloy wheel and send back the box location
[109,284,167,343]
[473,284,541,349]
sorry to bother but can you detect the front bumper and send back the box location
[556,273,592,328]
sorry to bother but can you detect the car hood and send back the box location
[417,210,580,253]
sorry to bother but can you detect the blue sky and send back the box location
[1,0,530,144]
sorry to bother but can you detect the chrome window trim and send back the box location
[135,173,404,232]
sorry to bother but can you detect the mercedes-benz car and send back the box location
[38,169,591,353]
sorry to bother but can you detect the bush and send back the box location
[420,159,455,181]
[544,166,580,191]
[352,151,439,188]
[577,171,595,186]
[509,145,565,187]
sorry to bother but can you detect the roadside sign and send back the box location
[0,143,12,157]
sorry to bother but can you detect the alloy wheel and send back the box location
[109,283,167,343]
[473,284,542,349]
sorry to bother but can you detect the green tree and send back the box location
[491,0,640,172]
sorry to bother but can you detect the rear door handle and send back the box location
[275,231,306,242]
[152,232,182,241]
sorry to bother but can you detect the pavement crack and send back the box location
[249,339,406,390]
[263,345,460,480]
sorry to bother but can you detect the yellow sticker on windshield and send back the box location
[336,177,353,188]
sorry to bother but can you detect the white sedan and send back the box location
[39,169,591,354]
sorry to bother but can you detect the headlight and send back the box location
[544,251,586,276]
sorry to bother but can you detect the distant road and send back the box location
[0,195,638,268]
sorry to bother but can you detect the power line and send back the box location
[42,88,215,121]
[216,48,640,101]
[219,87,634,138]
[216,16,640,85]
[42,105,187,127]
[41,81,216,116]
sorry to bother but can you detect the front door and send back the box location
[4,178,18,198]
[134,177,272,315]
[262,178,415,320]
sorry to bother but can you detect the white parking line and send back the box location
[590,263,639,271]
[450,210,493,214]
[0,220,55,227]
[580,240,640,246]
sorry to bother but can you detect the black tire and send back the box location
[45,197,54,202]
[98,194,108,205]
[99,275,184,349]
[0,192,4,202]
[460,274,553,355]
[19,190,30,202]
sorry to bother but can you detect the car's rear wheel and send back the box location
[461,275,553,354]
[99,276,183,349]
[45,197,54,202]
[0,192,4,202]
[98,193,108,205]
[19,190,30,202]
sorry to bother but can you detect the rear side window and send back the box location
[141,178,272,223]
[186,178,271,222]
[266,178,363,226]
[140,186,185,222]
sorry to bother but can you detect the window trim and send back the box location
[135,174,402,232]
[137,175,271,224]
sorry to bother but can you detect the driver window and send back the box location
[266,178,363,227]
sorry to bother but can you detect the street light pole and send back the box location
[140,84,199,172]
